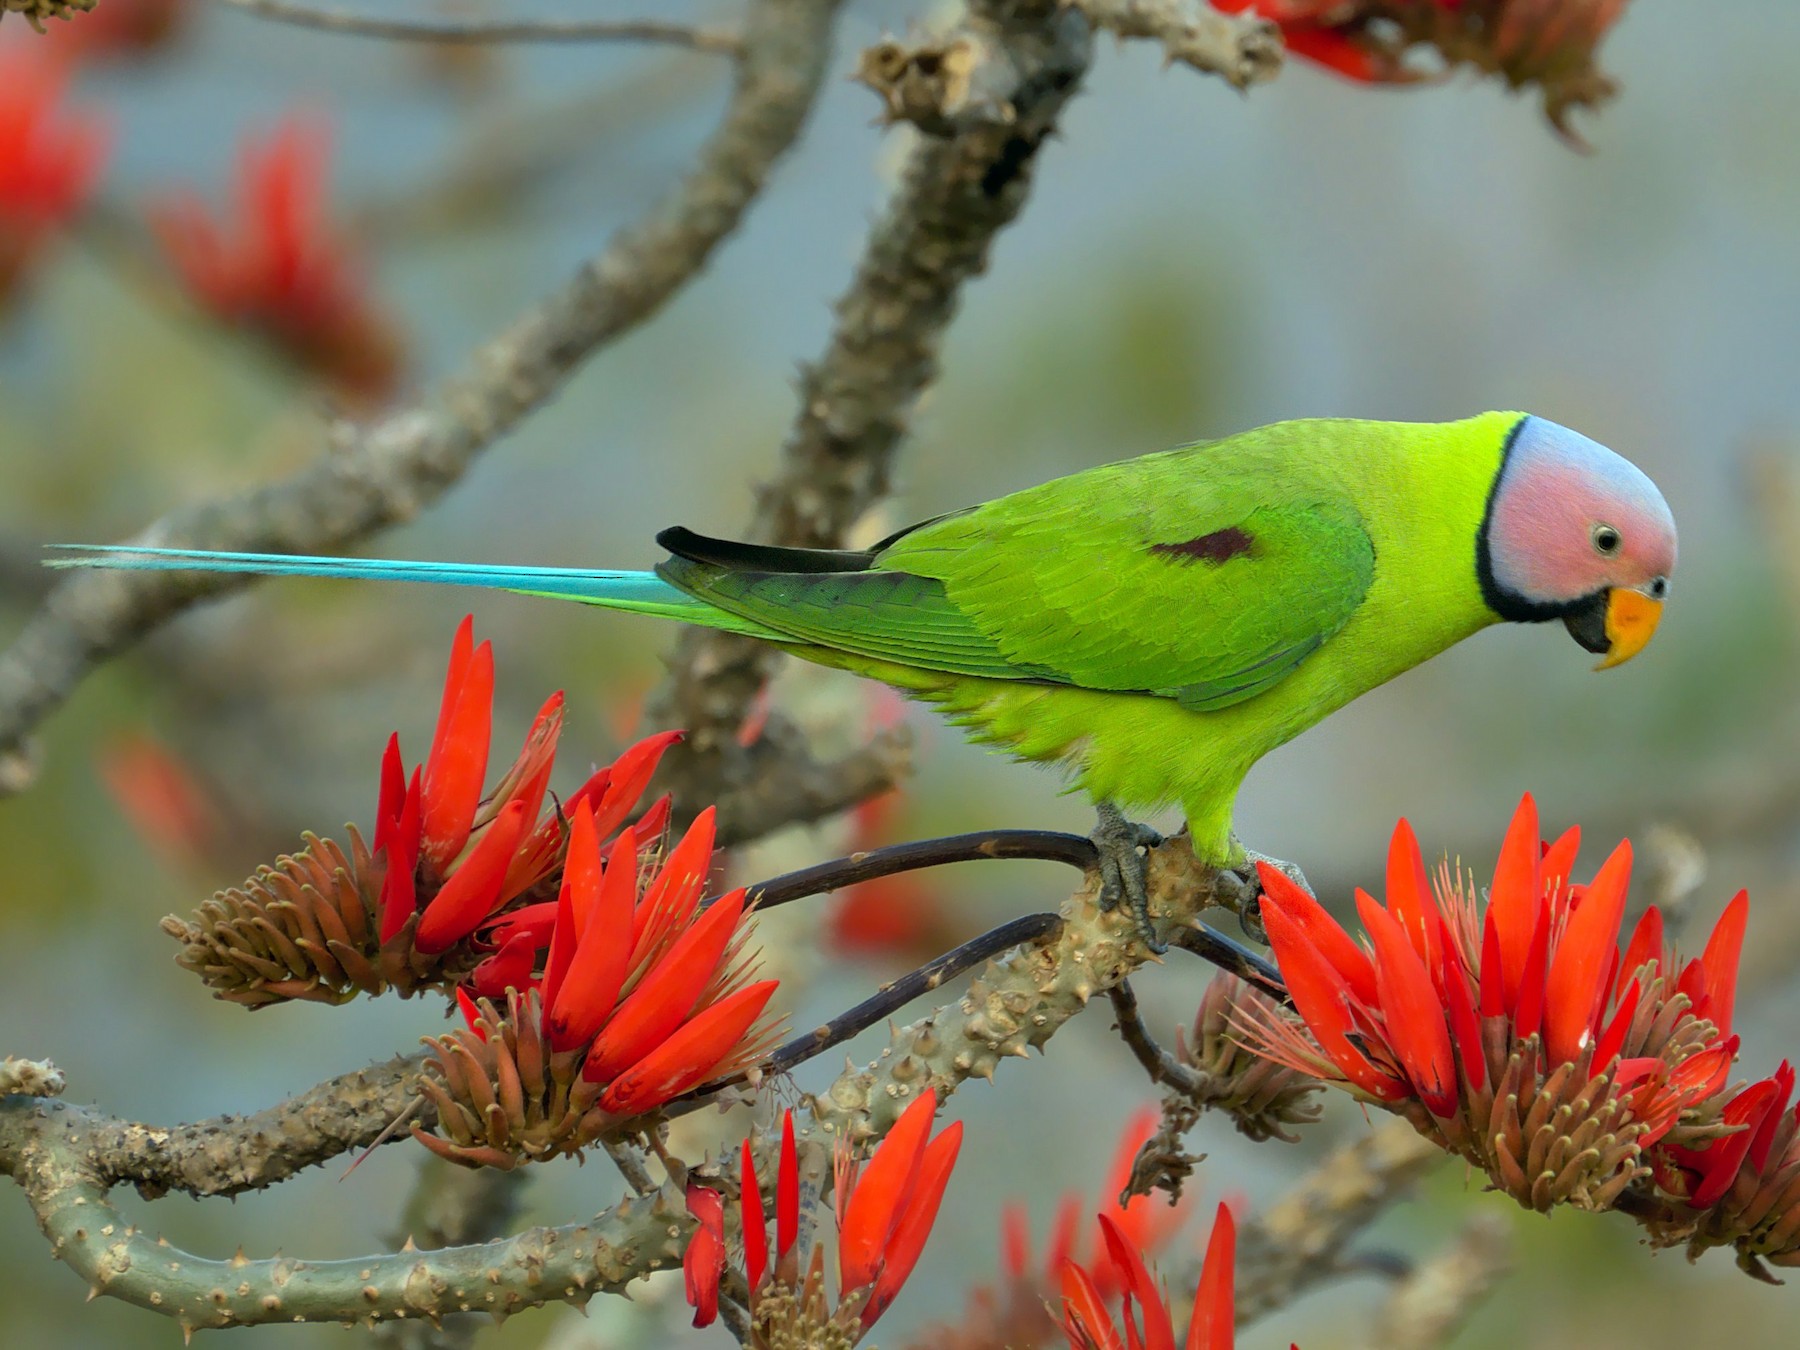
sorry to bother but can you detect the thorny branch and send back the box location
[0,0,843,794]
[0,834,1273,1326]
[209,0,744,53]
[372,1163,527,1350]
[1073,0,1284,88]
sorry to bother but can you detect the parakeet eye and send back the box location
[1650,576,1668,599]
[1591,524,1621,556]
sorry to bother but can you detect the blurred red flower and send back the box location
[685,1095,961,1341]
[1216,0,1633,136]
[1239,795,1746,1211]
[96,731,225,874]
[0,45,109,307]
[149,116,404,406]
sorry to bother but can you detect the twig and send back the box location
[711,722,915,848]
[804,832,1244,1142]
[0,1055,432,1201]
[671,913,1065,1116]
[649,0,1096,810]
[1107,979,1207,1094]
[4,1164,684,1332]
[210,0,742,52]
[1071,0,1284,88]
[0,0,844,795]
[603,1139,657,1196]
[1168,920,1288,1001]
[740,827,1096,909]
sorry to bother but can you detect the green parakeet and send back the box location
[55,411,1676,935]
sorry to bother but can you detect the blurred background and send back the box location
[3,0,1799,1345]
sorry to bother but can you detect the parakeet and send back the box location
[54,412,1676,940]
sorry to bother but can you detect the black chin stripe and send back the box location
[1475,414,1577,623]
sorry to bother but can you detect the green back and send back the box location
[653,416,1522,712]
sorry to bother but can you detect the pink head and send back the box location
[1478,416,1675,668]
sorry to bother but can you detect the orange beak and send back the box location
[1595,588,1663,670]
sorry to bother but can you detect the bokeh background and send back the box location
[3,1,1800,1346]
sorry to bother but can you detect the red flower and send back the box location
[1215,0,1633,136]
[368,615,678,960]
[1239,796,1746,1211]
[685,1094,962,1342]
[149,116,404,406]
[1059,1203,1259,1350]
[416,812,780,1164]
[0,46,109,307]
[1643,1060,1800,1276]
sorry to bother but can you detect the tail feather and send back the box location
[44,544,784,638]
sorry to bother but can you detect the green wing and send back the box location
[657,440,1376,711]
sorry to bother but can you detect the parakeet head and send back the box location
[1477,415,1676,669]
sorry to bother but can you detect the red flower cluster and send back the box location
[0,46,109,307]
[1242,796,1746,1211]
[685,1095,961,1342]
[398,627,781,1162]
[150,117,404,406]
[1216,0,1632,135]
[1060,1203,1262,1350]
[1645,1059,1800,1275]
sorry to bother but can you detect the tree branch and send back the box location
[209,0,742,52]
[805,831,1242,1141]
[1072,0,1284,88]
[374,1162,527,1350]
[0,1055,430,1201]
[670,912,1065,1116]
[649,0,1096,813]
[739,826,1096,909]
[0,0,844,794]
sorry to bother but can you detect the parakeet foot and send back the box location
[1217,848,1313,946]
[1091,802,1166,952]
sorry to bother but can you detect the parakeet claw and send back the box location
[1091,802,1166,952]
[1220,849,1313,945]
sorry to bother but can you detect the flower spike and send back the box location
[1241,804,1749,1213]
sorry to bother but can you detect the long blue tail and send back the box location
[45,545,784,638]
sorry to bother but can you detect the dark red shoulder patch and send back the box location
[1150,527,1255,564]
